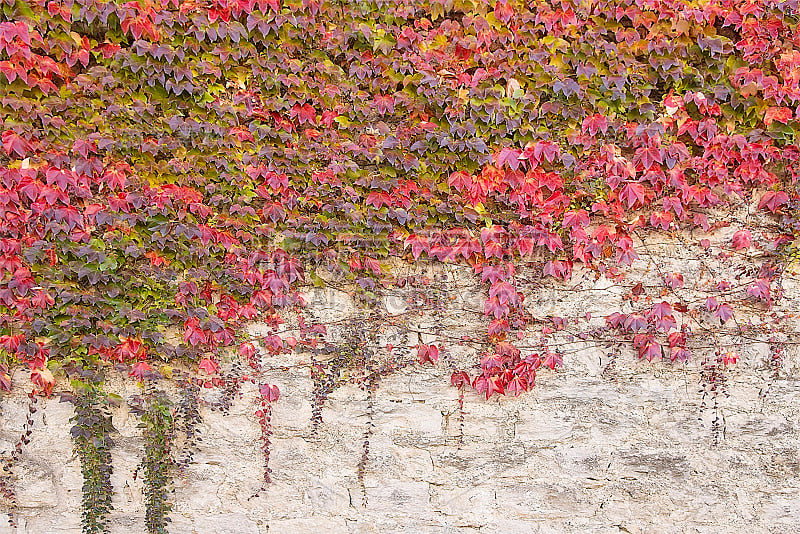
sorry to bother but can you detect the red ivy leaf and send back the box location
[670,347,691,363]
[417,344,439,365]
[405,234,429,260]
[31,368,55,396]
[484,296,510,319]
[0,334,24,353]
[619,182,646,208]
[664,273,684,289]
[489,281,519,306]
[1,130,30,157]
[374,94,395,115]
[746,279,770,300]
[764,106,793,126]
[198,358,219,375]
[184,317,207,346]
[732,229,752,250]
[496,147,522,170]
[758,191,789,213]
[363,256,381,276]
[722,352,739,365]
[259,383,280,402]
[129,361,153,380]
[505,374,529,396]
[540,351,563,370]
[290,103,316,125]
[638,341,662,362]
[650,301,673,319]
[473,374,505,399]
[450,371,470,388]
[714,303,734,323]
[239,342,257,360]
[623,314,648,332]
[0,364,11,392]
[581,113,608,136]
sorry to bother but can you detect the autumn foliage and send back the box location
[0,0,798,424]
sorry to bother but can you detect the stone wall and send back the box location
[1,336,798,534]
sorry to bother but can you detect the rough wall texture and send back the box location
[1,342,799,534]
[1,233,799,534]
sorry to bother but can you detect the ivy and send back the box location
[0,389,38,528]
[0,0,798,528]
[130,385,175,534]
[70,380,115,534]
[173,374,202,475]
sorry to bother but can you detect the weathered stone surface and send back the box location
[0,347,797,534]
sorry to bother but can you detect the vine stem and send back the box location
[357,387,375,507]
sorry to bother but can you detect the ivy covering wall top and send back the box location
[0,0,799,530]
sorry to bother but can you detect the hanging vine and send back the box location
[173,374,202,475]
[70,379,115,534]
[254,383,279,490]
[130,385,175,534]
[0,389,39,528]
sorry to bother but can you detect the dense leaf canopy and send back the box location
[0,0,798,395]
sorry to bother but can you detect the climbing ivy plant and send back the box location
[130,385,175,534]
[0,0,799,530]
[69,378,115,534]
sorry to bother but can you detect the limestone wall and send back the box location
[0,338,798,534]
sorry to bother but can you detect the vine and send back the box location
[254,383,278,490]
[357,382,375,508]
[0,389,38,528]
[130,385,175,534]
[173,375,202,475]
[699,349,734,447]
[70,380,115,534]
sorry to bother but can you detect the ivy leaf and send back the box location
[619,182,646,208]
[664,273,684,289]
[405,234,429,260]
[489,281,519,306]
[184,318,207,346]
[198,358,219,375]
[715,303,734,323]
[290,103,317,125]
[496,147,521,170]
[484,296,510,319]
[239,342,257,360]
[540,351,563,370]
[1,130,30,157]
[746,279,770,301]
[731,229,752,250]
[650,301,673,319]
[31,368,55,396]
[473,374,505,399]
[417,344,439,365]
[722,352,739,365]
[669,347,691,363]
[0,364,11,392]
[638,341,662,362]
[259,383,280,402]
[623,314,648,332]
[446,371,468,390]
[758,191,789,213]
[129,361,153,380]
[650,211,673,230]
[763,106,793,126]
[581,113,608,136]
